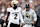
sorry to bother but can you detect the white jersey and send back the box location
[7,7,24,24]
[22,9,37,24]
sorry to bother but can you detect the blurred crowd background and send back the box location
[0,0,40,27]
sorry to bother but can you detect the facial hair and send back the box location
[13,4,17,9]
[26,8,30,11]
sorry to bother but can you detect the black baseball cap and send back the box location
[25,4,30,8]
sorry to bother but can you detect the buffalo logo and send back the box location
[26,13,30,19]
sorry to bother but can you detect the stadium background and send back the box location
[0,0,40,27]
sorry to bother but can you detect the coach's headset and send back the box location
[11,0,18,9]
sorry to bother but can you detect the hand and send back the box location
[20,23,25,27]
[33,21,36,24]
[21,25,22,27]
[3,26,5,27]
[22,23,25,26]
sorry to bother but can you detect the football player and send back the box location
[22,4,37,27]
[3,0,24,27]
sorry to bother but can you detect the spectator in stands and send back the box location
[0,12,5,27]
[0,1,6,27]
[35,3,40,27]
[2,6,5,13]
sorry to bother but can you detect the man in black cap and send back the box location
[22,4,37,27]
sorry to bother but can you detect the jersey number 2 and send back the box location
[14,14,17,19]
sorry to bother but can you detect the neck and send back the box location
[13,7,17,10]
[26,9,30,11]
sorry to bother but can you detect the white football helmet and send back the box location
[11,0,18,7]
